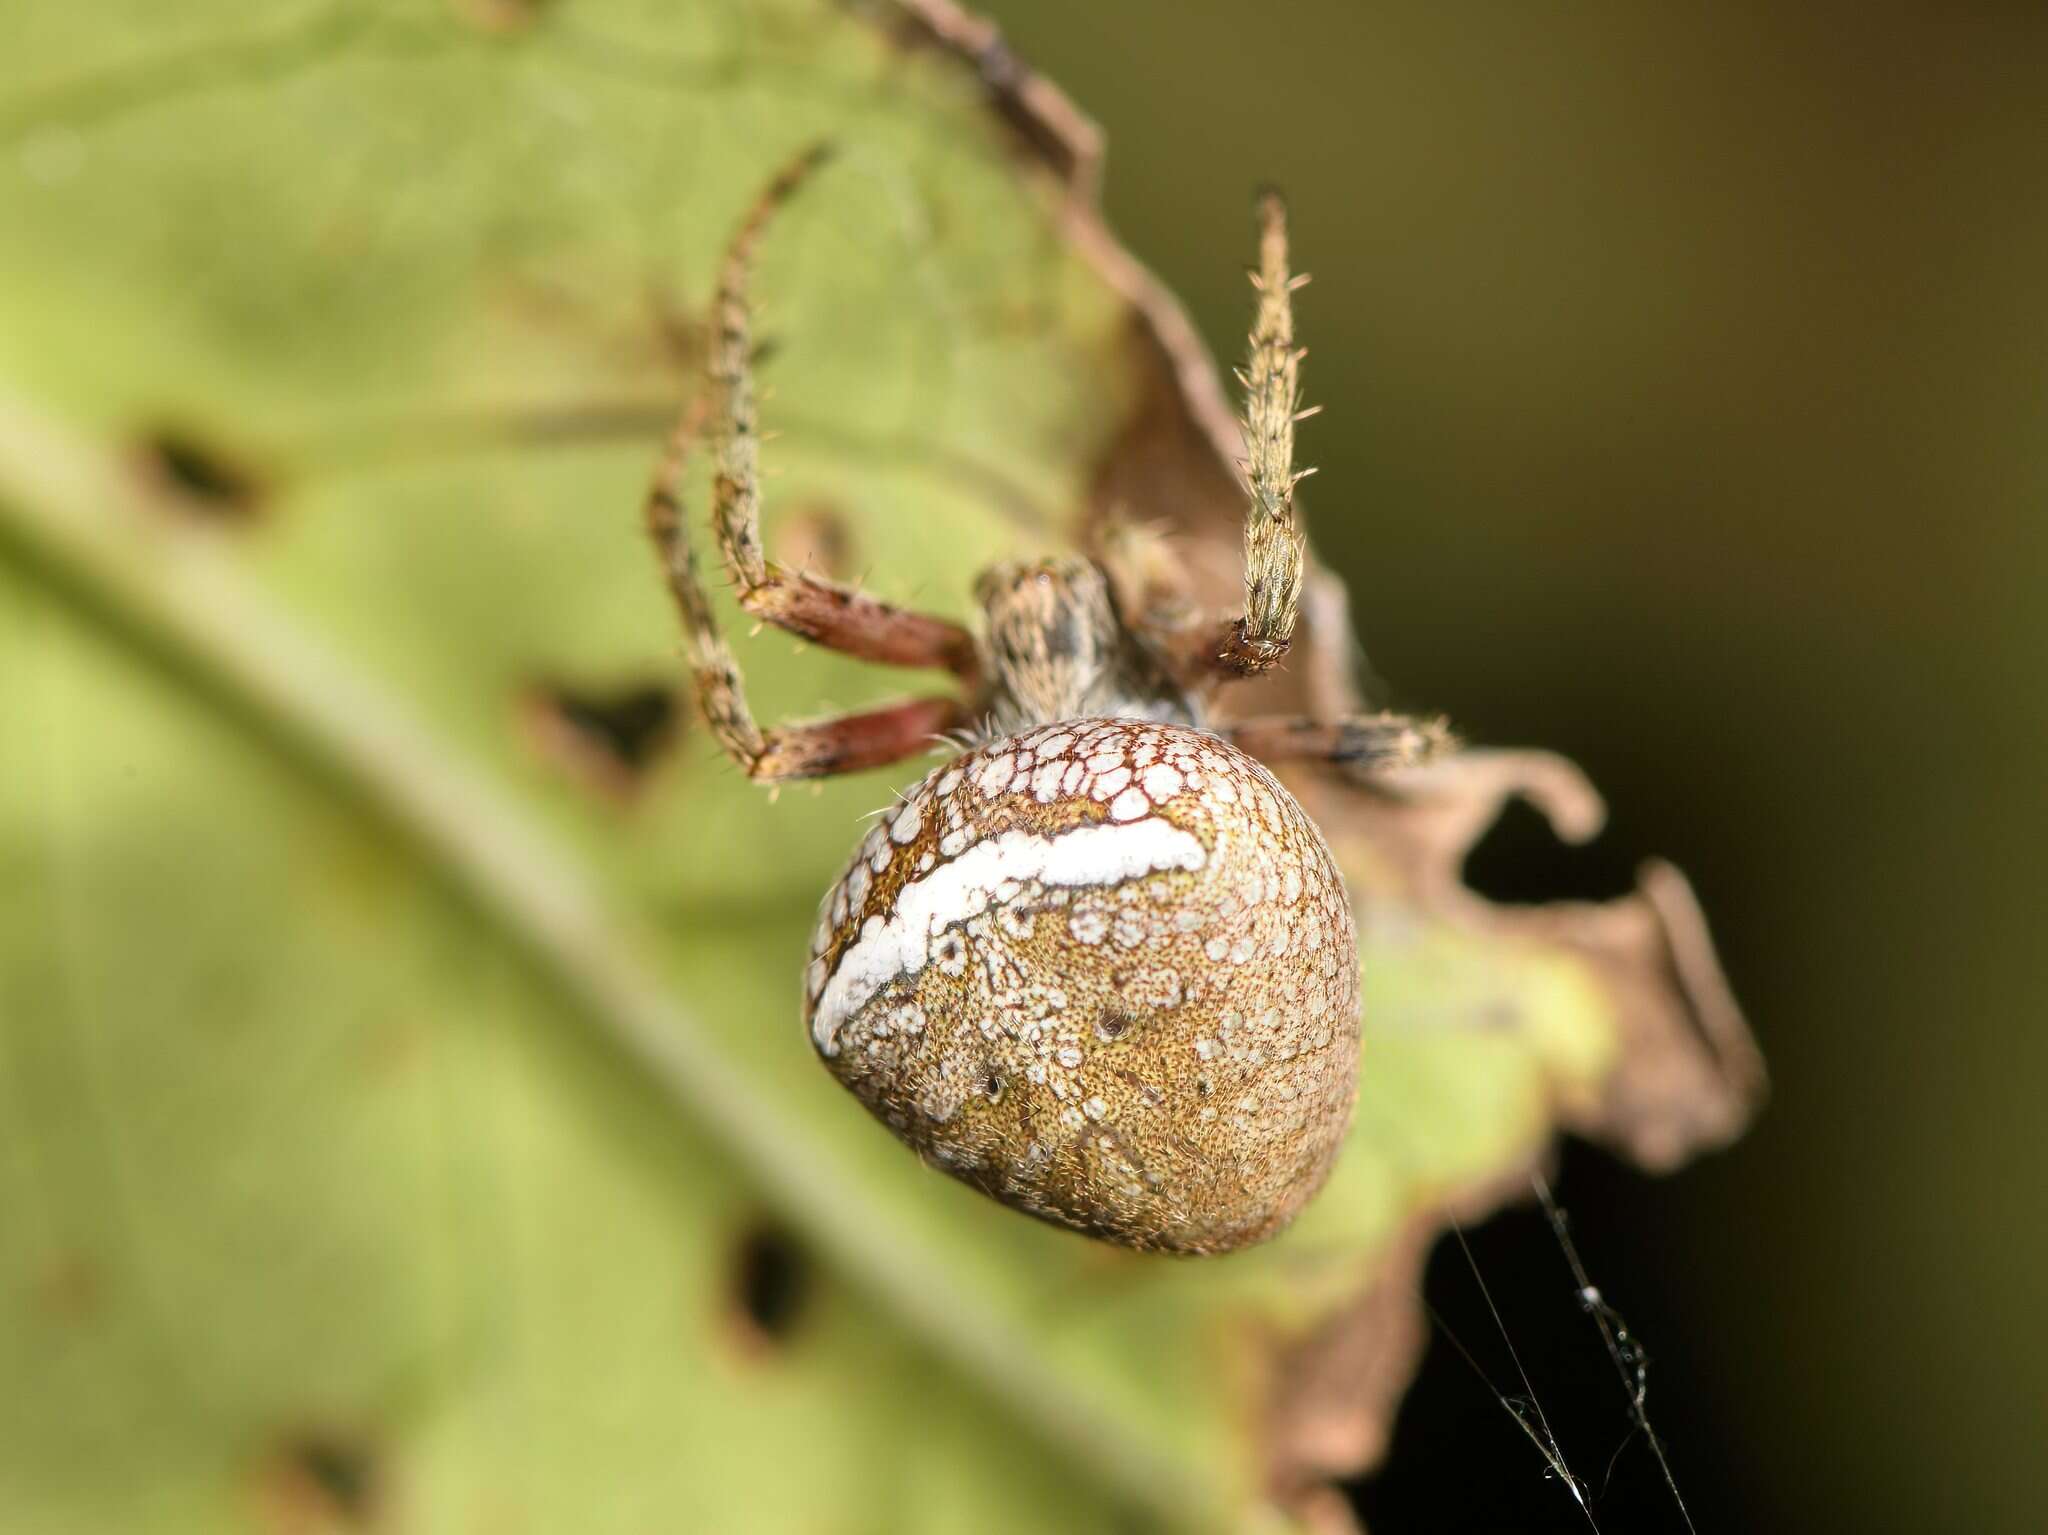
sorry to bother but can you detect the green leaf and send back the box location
[0,3,1762,1531]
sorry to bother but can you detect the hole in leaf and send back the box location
[1460,795,1639,906]
[773,502,860,582]
[728,1220,811,1354]
[261,1429,380,1529]
[519,678,681,802]
[133,425,268,523]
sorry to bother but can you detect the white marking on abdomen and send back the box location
[811,817,1206,1055]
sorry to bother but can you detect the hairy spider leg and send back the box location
[1185,189,1314,680]
[1221,712,1455,780]
[706,142,981,683]
[645,392,965,782]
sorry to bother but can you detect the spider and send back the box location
[645,145,1449,1253]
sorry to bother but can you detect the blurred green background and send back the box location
[976,1,2045,1528]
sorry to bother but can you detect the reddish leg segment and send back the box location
[706,143,980,684]
[645,395,965,783]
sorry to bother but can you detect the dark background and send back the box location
[979,3,2047,1530]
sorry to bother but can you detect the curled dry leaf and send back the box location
[888,0,1765,1507]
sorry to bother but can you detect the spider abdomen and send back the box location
[804,718,1359,1253]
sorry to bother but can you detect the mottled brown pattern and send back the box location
[804,720,1358,1253]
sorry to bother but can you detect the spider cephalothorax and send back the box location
[974,557,1194,732]
[645,146,1447,1253]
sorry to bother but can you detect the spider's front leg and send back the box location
[1223,711,1454,782]
[1183,190,1314,681]
[708,144,981,685]
[641,145,988,785]
[646,396,966,784]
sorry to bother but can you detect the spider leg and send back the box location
[708,143,981,683]
[645,394,965,783]
[1183,190,1313,681]
[1223,711,1454,781]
